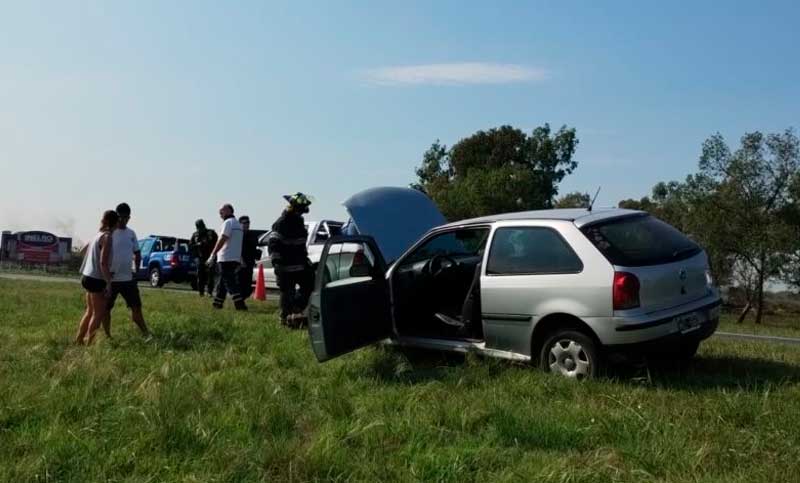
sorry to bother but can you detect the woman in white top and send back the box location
[75,210,118,345]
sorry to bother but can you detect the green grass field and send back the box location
[2,279,800,482]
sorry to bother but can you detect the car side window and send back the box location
[139,240,153,258]
[487,227,583,275]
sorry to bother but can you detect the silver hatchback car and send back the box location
[308,187,721,379]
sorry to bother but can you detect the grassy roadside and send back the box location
[2,279,800,482]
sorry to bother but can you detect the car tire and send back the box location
[539,329,599,380]
[189,277,198,291]
[149,267,164,288]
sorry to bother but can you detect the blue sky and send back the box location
[1,0,798,243]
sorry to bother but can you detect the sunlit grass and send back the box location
[2,279,800,482]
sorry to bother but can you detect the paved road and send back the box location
[0,272,278,296]
[714,331,800,345]
[0,272,194,293]
[0,273,80,284]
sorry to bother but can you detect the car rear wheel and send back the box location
[149,267,163,288]
[539,330,598,380]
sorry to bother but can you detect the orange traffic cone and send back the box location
[254,263,267,301]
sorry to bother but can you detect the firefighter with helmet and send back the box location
[267,192,314,327]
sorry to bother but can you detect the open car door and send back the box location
[308,236,392,362]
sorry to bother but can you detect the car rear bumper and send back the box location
[605,315,719,356]
[585,294,721,346]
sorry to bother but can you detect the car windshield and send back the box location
[581,214,701,267]
[327,223,343,237]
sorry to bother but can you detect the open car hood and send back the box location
[343,187,446,263]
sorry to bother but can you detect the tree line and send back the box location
[413,124,800,324]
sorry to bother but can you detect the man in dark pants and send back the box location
[268,193,314,327]
[190,219,217,297]
[237,215,261,300]
[207,203,247,311]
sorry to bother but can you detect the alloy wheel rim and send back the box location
[548,339,591,379]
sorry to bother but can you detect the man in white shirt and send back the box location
[207,203,247,311]
[105,203,151,338]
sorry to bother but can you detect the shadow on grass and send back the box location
[365,344,800,391]
[612,355,800,391]
[360,346,526,385]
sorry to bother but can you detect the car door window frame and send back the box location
[485,225,584,276]
[395,225,492,269]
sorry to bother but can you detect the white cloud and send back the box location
[362,62,548,86]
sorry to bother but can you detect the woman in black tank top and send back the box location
[75,210,118,345]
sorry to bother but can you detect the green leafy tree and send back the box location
[413,124,579,221]
[698,130,799,324]
[625,130,799,324]
[778,173,800,288]
[555,191,591,209]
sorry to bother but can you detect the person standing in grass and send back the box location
[267,193,314,327]
[103,202,151,339]
[206,203,247,311]
[190,219,217,297]
[237,215,261,300]
[75,210,118,345]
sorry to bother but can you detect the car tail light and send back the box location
[613,272,640,310]
[170,254,179,267]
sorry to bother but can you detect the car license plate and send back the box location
[676,312,701,333]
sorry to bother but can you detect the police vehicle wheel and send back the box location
[149,267,164,288]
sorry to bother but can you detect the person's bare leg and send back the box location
[131,306,151,336]
[86,294,107,345]
[75,293,93,344]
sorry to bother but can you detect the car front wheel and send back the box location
[539,330,599,380]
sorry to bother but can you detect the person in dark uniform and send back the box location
[237,215,262,300]
[267,193,314,327]
[190,219,218,297]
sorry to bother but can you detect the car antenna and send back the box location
[587,186,601,212]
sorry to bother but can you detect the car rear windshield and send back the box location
[580,214,701,267]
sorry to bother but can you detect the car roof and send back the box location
[438,208,645,229]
